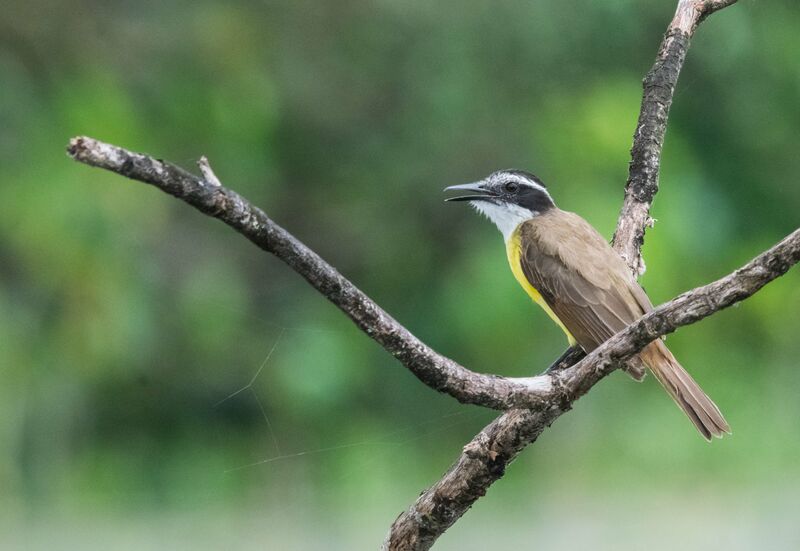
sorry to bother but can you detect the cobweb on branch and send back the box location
[211,319,485,475]
[223,409,476,473]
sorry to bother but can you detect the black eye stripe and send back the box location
[501,169,547,189]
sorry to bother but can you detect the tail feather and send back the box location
[639,340,730,441]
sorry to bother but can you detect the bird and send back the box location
[445,169,729,440]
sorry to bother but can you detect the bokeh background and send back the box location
[2,0,799,549]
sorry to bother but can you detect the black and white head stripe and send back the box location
[499,169,548,190]
[444,168,556,240]
[485,169,554,214]
[452,169,555,240]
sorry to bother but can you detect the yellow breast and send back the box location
[506,226,576,345]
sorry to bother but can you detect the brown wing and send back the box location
[519,213,651,352]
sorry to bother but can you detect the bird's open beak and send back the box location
[443,182,496,202]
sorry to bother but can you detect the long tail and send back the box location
[639,340,730,441]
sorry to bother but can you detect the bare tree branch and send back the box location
[67,135,798,549]
[68,133,796,416]
[563,229,799,394]
[613,0,738,276]
[67,136,564,410]
[383,230,799,551]
[382,349,584,551]
[63,1,775,549]
[389,0,742,547]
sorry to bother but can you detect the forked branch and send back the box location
[67,136,797,416]
[67,134,797,548]
[392,0,746,547]
[65,2,795,551]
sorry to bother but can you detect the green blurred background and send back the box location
[1,0,799,549]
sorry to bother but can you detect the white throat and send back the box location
[470,201,535,241]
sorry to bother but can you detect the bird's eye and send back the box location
[504,181,519,193]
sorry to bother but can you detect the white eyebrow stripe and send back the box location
[524,180,548,194]
[516,178,552,200]
[491,170,552,201]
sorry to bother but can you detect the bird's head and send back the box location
[444,169,555,239]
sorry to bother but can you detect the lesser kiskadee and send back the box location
[445,170,729,440]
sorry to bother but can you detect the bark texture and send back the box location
[63,2,798,551]
[68,135,797,418]
[388,1,743,548]
[613,0,739,276]
[66,136,559,411]
[67,135,798,550]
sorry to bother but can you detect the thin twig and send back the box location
[197,156,222,187]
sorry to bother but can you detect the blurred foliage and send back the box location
[1,0,799,549]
